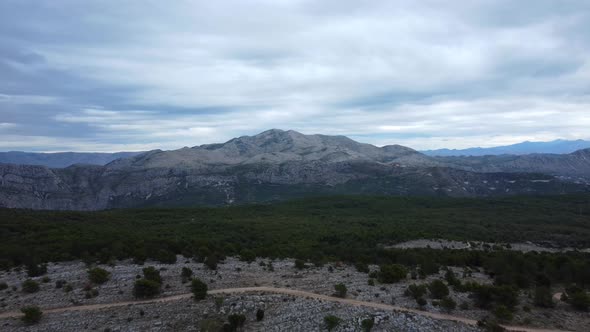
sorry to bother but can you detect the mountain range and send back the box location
[1,129,589,210]
[0,151,143,168]
[422,139,590,156]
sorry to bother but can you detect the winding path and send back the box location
[0,287,570,332]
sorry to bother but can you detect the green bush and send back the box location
[133,279,160,298]
[22,279,40,293]
[377,264,407,283]
[21,306,42,325]
[440,296,457,311]
[88,267,110,284]
[0,281,8,290]
[361,317,374,331]
[26,264,47,277]
[191,278,208,300]
[416,297,427,306]
[294,259,306,270]
[568,291,590,311]
[227,314,246,331]
[204,255,218,270]
[181,267,193,283]
[239,249,256,263]
[493,305,513,321]
[256,309,265,321]
[355,262,369,273]
[367,278,375,286]
[142,266,162,284]
[404,284,427,299]
[323,315,341,331]
[428,280,449,299]
[334,283,347,298]
[533,286,554,308]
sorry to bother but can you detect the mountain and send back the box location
[0,151,143,168]
[1,129,589,210]
[422,139,590,156]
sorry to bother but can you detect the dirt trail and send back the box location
[0,286,570,332]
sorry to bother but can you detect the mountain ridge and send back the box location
[1,129,589,210]
[422,139,590,156]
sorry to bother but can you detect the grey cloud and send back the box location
[0,0,589,151]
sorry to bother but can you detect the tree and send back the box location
[361,317,374,331]
[256,309,265,321]
[181,267,193,283]
[440,296,457,312]
[334,283,347,298]
[133,279,161,298]
[26,263,47,277]
[324,315,341,331]
[191,278,208,300]
[416,297,427,307]
[404,284,427,299]
[294,259,306,270]
[378,264,408,283]
[142,266,162,284]
[88,267,110,284]
[533,287,554,308]
[239,249,256,263]
[22,279,40,293]
[428,280,449,299]
[21,306,42,325]
[204,255,218,270]
[355,262,370,273]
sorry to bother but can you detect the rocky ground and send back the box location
[0,257,588,331]
[390,239,590,253]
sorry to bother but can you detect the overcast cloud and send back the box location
[1,0,589,152]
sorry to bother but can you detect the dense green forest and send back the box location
[1,194,590,288]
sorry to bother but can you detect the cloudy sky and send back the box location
[1,0,589,152]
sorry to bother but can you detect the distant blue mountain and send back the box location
[0,151,143,168]
[422,139,590,156]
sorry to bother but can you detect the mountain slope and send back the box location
[0,130,589,210]
[422,139,590,156]
[0,151,143,168]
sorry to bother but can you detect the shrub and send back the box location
[228,314,246,331]
[416,297,427,307]
[533,287,554,308]
[294,259,306,270]
[133,279,160,298]
[460,301,469,310]
[181,267,193,283]
[428,280,449,299]
[440,296,457,311]
[568,291,590,311]
[355,262,370,273]
[0,281,8,290]
[88,267,110,284]
[41,276,51,283]
[404,284,427,299]
[64,284,73,292]
[239,249,256,263]
[323,315,341,331]
[377,264,407,283]
[361,317,374,331]
[367,278,375,286]
[256,309,264,321]
[142,267,162,284]
[21,306,42,324]
[26,264,47,277]
[22,279,40,293]
[155,249,177,264]
[334,283,347,298]
[204,255,218,270]
[191,278,208,300]
[444,269,460,287]
[55,280,66,289]
[493,305,513,321]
